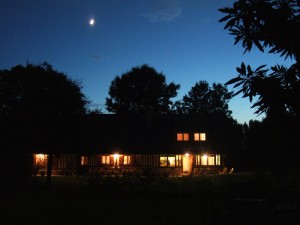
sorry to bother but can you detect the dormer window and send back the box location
[194,133,206,141]
[177,133,189,141]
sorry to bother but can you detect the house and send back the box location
[33,114,234,176]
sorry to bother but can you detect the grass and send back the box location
[1,172,300,225]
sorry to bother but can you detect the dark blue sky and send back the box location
[0,0,293,123]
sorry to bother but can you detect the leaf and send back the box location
[225,77,242,85]
[254,40,264,52]
[254,65,267,72]
[241,63,246,75]
[234,35,242,45]
[233,81,245,88]
[232,89,243,97]
[218,7,234,13]
[224,18,237,29]
[219,15,232,23]
[247,65,252,74]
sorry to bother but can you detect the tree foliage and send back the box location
[0,62,87,118]
[175,81,233,117]
[0,62,88,186]
[106,64,180,114]
[219,0,300,118]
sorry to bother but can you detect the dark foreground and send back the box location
[1,173,300,225]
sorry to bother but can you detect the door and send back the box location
[182,154,193,174]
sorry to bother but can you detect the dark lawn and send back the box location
[1,173,300,225]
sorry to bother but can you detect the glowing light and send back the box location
[201,154,208,165]
[89,18,95,26]
[200,133,206,141]
[36,154,45,160]
[113,153,119,160]
[185,153,190,157]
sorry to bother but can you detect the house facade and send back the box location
[33,114,230,176]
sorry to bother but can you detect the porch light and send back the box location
[113,153,119,160]
[185,153,190,157]
[36,154,45,160]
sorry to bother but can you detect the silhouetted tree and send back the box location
[0,62,88,187]
[175,81,233,117]
[106,64,180,114]
[219,0,300,119]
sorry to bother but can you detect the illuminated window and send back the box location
[200,133,206,141]
[168,156,175,167]
[160,156,168,167]
[160,155,182,167]
[101,155,111,164]
[81,156,88,165]
[34,154,48,168]
[208,156,215,165]
[201,155,208,165]
[194,133,206,141]
[183,133,189,141]
[123,155,132,165]
[177,133,183,141]
[177,133,189,141]
[176,155,182,167]
[35,154,46,165]
[196,154,219,166]
[216,154,221,165]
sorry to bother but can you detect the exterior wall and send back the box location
[33,153,223,176]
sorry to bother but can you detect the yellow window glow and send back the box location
[160,156,168,167]
[168,156,176,167]
[216,154,221,165]
[208,156,215,165]
[200,133,206,141]
[124,156,131,165]
[201,154,208,165]
[194,133,200,141]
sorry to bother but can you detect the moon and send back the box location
[89,19,95,26]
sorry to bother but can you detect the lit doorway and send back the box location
[182,154,193,174]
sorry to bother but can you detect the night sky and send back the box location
[0,0,293,123]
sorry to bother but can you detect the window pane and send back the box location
[124,156,131,165]
[208,156,215,165]
[194,133,200,141]
[177,133,183,141]
[160,157,168,167]
[168,156,176,167]
[101,156,106,164]
[106,156,111,164]
[216,154,221,165]
[183,133,189,141]
[201,155,208,165]
[176,155,182,167]
[200,133,206,141]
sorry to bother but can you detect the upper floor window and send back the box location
[194,133,206,141]
[177,133,189,141]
